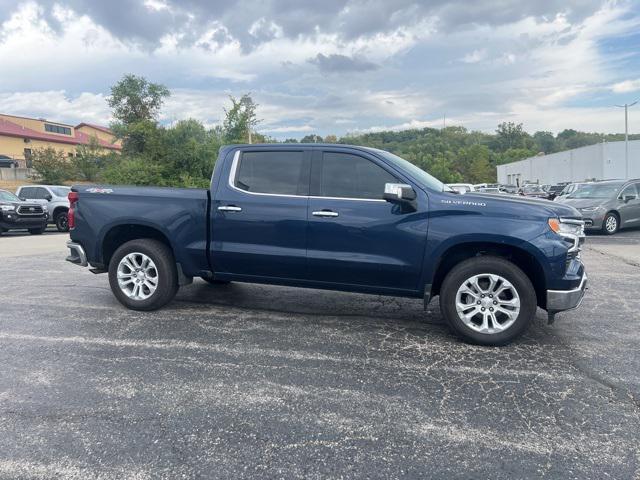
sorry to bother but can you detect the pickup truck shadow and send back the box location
[176,279,443,325]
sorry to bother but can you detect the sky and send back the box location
[0,0,639,139]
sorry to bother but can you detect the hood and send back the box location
[460,192,581,218]
[557,198,606,209]
[0,199,43,208]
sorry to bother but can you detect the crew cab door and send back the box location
[17,186,50,206]
[210,148,311,279]
[306,149,427,293]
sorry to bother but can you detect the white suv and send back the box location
[16,185,71,232]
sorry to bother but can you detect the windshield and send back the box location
[568,183,624,199]
[373,149,450,192]
[0,190,20,202]
[523,185,543,193]
[50,186,71,197]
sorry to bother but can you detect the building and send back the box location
[0,113,121,167]
[497,140,640,186]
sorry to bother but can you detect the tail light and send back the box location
[68,191,79,229]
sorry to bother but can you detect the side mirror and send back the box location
[19,197,26,202]
[622,194,637,203]
[383,183,417,210]
[45,194,52,201]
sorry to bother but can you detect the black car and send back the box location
[0,189,49,235]
[0,155,18,168]
[546,184,568,200]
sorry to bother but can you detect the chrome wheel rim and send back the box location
[605,215,617,233]
[455,273,520,334]
[117,252,159,300]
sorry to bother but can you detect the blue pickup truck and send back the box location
[66,144,587,345]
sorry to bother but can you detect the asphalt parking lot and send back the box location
[0,229,639,479]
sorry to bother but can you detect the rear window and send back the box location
[235,151,309,196]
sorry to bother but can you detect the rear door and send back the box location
[306,149,427,293]
[210,148,311,280]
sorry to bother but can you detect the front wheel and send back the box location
[55,211,69,232]
[108,239,179,311]
[439,256,537,346]
[602,212,619,235]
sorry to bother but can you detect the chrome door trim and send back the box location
[218,206,242,212]
[227,150,386,203]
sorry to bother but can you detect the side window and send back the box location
[234,151,309,196]
[33,187,48,199]
[319,152,397,199]
[20,187,36,198]
[620,184,639,198]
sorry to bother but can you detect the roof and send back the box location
[75,123,114,135]
[0,117,121,150]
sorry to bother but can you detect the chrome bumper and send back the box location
[66,241,88,267]
[547,272,588,313]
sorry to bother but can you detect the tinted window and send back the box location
[620,184,639,198]
[50,187,71,197]
[19,187,37,198]
[235,151,308,195]
[319,152,397,199]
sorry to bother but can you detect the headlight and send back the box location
[42,205,48,212]
[580,206,600,212]
[0,205,15,212]
[548,217,585,253]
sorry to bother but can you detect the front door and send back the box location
[306,150,427,293]
[210,148,311,280]
[619,182,640,227]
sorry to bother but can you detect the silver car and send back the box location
[557,179,640,234]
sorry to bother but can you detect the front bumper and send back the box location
[0,213,48,230]
[66,241,88,267]
[547,271,588,313]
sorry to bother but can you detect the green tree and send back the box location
[223,94,260,143]
[73,137,108,181]
[300,134,323,143]
[493,122,530,152]
[532,131,556,154]
[101,157,170,186]
[108,74,170,125]
[30,147,73,184]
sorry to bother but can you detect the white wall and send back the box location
[497,140,640,184]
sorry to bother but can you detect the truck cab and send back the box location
[66,144,588,346]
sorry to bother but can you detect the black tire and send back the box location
[200,277,231,285]
[29,227,46,235]
[55,211,69,232]
[602,212,619,235]
[108,239,179,311]
[439,256,537,346]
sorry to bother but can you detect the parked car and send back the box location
[556,179,640,234]
[16,185,71,232]
[554,182,590,202]
[0,155,18,168]
[546,184,567,200]
[446,183,475,194]
[517,184,549,199]
[501,184,518,194]
[0,189,49,235]
[477,187,502,194]
[66,144,587,346]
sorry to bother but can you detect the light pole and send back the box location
[615,100,637,178]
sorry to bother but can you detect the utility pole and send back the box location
[615,100,637,178]
[248,128,252,144]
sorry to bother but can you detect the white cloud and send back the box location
[611,79,640,94]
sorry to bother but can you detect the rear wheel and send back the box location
[439,256,537,346]
[29,227,46,235]
[55,211,69,232]
[108,239,179,311]
[602,212,619,235]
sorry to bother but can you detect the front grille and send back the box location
[17,205,44,215]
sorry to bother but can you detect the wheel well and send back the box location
[606,210,620,220]
[102,224,172,267]
[52,206,68,218]
[431,242,547,308]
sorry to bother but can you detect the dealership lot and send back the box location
[0,231,639,478]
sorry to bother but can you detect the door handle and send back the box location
[218,205,242,212]
[312,210,339,218]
